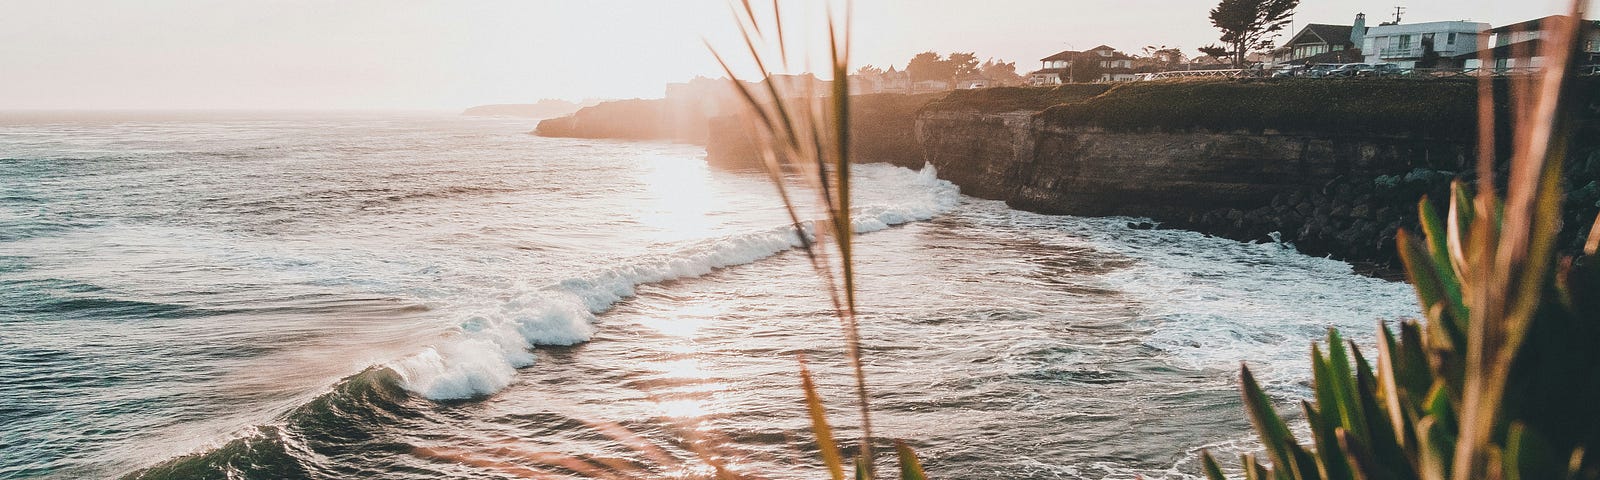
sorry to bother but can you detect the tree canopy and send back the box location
[980,59,1023,86]
[947,52,980,78]
[898,51,1021,87]
[855,65,885,76]
[905,51,954,83]
[1205,0,1298,67]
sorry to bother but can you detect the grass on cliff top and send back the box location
[924,78,1600,140]
[1045,78,1493,138]
[922,84,1112,113]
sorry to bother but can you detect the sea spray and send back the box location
[388,163,960,400]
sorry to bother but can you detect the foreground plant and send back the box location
[710,0,928,478]
[1203,5,1600,480]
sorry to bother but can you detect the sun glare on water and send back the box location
[633,153,724,243]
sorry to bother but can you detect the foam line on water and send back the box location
[389,163,959,400]
[1007,213,1420,394]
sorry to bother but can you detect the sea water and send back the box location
[0,112,1418,479]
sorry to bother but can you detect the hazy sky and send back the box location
[0,0,1582,110]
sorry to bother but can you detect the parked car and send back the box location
[1303,63,1343,78]
[1270,65,1303,77]
[1327,63,1371,77]
[1358,63,1405,77]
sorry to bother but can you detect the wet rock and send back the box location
[1351,204,1373,219]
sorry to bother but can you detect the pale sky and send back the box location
[0,0,1582,110]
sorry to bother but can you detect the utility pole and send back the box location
[1393,6,1406,24]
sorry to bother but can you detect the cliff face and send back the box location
[703,93,941,169]
[917,110,1484,263]
[547,80,1600,267]
[535,98,714,143]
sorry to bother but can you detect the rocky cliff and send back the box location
[544,79,1600,267]
[915,80,1600,266]
[918,111,1480,263]
[703,93,941,169]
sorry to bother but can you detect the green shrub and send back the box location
[1040,78,1485,138]
[922,84,1112,113]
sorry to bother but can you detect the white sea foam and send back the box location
[389,163,959,400]
[1027,214,1420,394]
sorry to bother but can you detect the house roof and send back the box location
[1027,68,1071,75]
[1488,15,1600,33]
[1490,15,1557,33]
[1041,50,1081,61]
[1043,47,1133,62]
[1286,24,1357,48]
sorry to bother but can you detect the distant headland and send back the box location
[461,99,601,119]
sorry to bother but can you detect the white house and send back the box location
[1026,45,1138,85]
[1027,50,1077,85]
[1361,20,1490,68]
[1458,16,1600,70]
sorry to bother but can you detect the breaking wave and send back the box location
[388,164,960,400]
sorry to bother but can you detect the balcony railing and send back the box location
[1379,45,1422,59]
[1139,66,1597,81]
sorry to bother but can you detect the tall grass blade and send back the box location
[801,363,847,480]
[1202,451,1230,480]
[893,441,927,480]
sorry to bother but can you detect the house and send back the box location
[759,73,830,97]
[880,66,911,93]
[1360,20,1489,68]
[1274,15,1365,64]
[1457,16,1600,70]
[846,74,882,94]
[1027,50,1077,85]
[1186,54,1229,69]
[1085,45,1139,81]
[1288,48,1366,66]
[1026,45,1139,84]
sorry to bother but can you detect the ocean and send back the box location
[0,111,1418,479]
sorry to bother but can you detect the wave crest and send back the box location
[389,163,959,400]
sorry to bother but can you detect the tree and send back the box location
[855,64,884,76]
[947,52,981,78]
[980,59,1023,86]
[1069,56,1104,83]
[1142,45,1187,65]
[1198,44,1230,59]
[1416,36,1441,68]
[904,51,955,85]
[1206,0,1298,67]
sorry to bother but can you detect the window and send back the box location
[1448,32,1458,45]
[1399,35,1413,49]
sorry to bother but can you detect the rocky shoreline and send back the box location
[536,79,1600,270]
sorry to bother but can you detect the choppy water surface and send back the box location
[0,112,1418,479]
